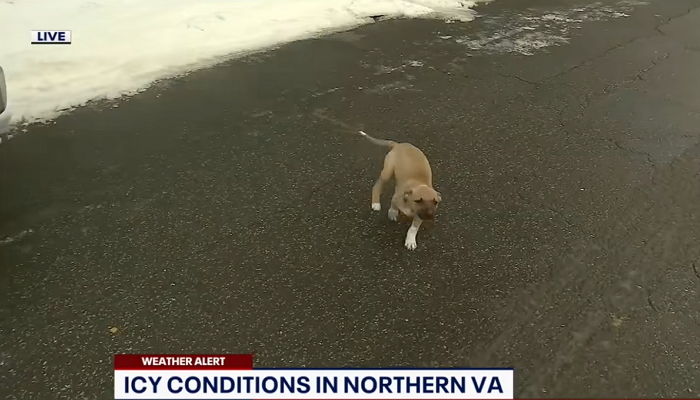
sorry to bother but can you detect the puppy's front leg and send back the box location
[388,192,401,221]
[404,216,423,250]
[371,163,393,211]
[371,178,385,211]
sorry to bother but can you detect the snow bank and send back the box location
[0,0,486,125]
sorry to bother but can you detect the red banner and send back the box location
[114,354,253,370]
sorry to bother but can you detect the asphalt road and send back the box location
[1,0,700,398]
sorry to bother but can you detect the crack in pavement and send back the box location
[540,5,700,84]
[605,137,658,187]
[580,51,670,112]
[607,138,656,168]
[655,6,698,35]
[553,50,672,136]
[497,72,540,87]
[646,288,659,312]
[542,34,648,82]
[634,51,671,81]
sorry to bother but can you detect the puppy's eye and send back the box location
[433,200,438,205]
[414,199,423,203]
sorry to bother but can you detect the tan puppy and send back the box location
[360,130,441,250]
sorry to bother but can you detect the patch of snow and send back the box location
[0,0,488,124]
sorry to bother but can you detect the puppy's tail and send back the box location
[358,130,397,148]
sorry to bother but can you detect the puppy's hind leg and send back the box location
[371,155,394,211]
[404,216,423,250]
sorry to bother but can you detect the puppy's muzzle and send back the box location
[418,210,435,220]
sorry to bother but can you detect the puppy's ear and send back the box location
[403,189,413,202]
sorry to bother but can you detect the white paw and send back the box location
[388,208,398,221]
[405,237,417,250]
[371,202,381,211]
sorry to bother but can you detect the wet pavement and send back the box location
[1,0,699,398]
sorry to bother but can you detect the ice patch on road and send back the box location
[374,59,426,75]
[457,28,569,55]
[0,228,34,246]
[365,80,420,94]
[452,0,648,55]
[0,0,488,125]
